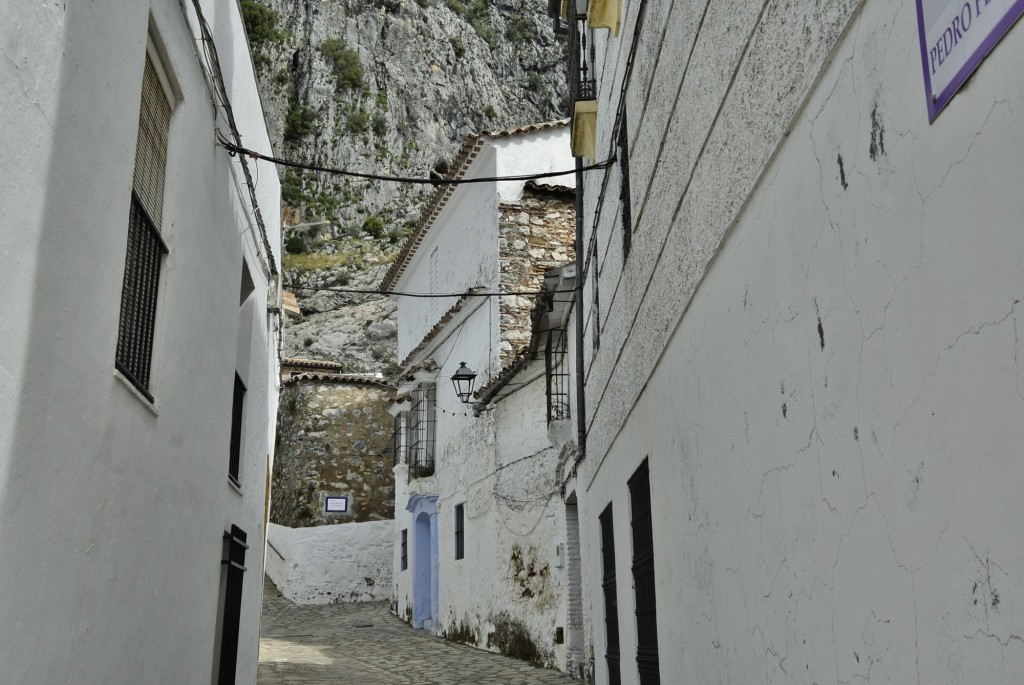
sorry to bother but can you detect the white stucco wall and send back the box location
[0,2,279,683]
[266,521,393,604]
[491,127,576,202]
[576,0,1024,684]
[397,148,499,359]
[395,127,575,359]
[392,360,568,667]
[391,134,574,664]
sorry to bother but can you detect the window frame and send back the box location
[400,529,408,571]
[115,45,175,402]
[408,383,436,479]
[600,503,621,685]
[454,503,465,560]
[228,373,247,487]
[629,459,660,684]
[218,525,248,685]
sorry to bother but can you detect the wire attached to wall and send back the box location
[217,133,616,186]
[284,283,575,298]
[181,0,278,277]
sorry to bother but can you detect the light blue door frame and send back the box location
[407,493,439,632]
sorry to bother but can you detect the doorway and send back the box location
[407,493,439,632]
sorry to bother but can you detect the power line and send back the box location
[283,283,576,298]
[217,133,615,185]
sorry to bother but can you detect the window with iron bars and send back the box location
[116,51,171,401]
[400,529,408,571]
[454,503,465,560]
[393,412,408,467]
[546,325,571,423]
[408,383,436,479]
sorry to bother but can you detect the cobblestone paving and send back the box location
[258,577,575,685]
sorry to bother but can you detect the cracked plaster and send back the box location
[577,0,1024,682]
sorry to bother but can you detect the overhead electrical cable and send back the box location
[283,284,576,298]
[216,133,616,186]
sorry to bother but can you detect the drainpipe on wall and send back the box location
[574,156,587,462]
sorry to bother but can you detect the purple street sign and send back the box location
[916,0,1024,122]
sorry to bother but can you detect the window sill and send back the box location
[113,369,159,416]
[228,476,243,496]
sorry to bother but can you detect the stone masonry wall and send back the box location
[273,380,395,526]
[497,187,574,362]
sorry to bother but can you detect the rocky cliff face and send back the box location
[243,0,567,373]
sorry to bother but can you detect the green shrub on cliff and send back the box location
[320,38,365,91]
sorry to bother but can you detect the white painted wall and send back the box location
[390,129,575,667]
[576,0,1024,683]
[491,127,576,202]
[392,332,569,666]
[0,2,280,683]
[396,127,576,359]
[397,148,499,359]
[266,521,393,604]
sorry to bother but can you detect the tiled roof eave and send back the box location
[283,372,395,388]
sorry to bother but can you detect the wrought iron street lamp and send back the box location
[451,362,477,404]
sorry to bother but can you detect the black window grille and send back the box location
[600,504,621,685]
[228,374,246,485]
[393,412,408,467]
[619,115,633,260]
[629,460,660,684]
[568,13,596,104]
[401,529,408,571]
[218,525,248,685]
[408,383,436,479]
[546,326,571,422]
[454,503,465,560]
[116,53,170,401]
[115,193,168,400]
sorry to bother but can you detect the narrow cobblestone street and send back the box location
[258,578,576,685]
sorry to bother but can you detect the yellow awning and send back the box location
[588,0,621,36]
[571,99,598,161]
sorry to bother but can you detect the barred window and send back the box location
[400,529,408,571]
[408,383,436,479]
[115,51,171,400]
[545,326,570,422]
[454,503,465,560]
[393,412,408,466]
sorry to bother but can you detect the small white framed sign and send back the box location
[325,496,348,513]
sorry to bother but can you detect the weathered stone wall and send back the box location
[266,521,393,604]
[273,379,395,526]
[497,188,574,360]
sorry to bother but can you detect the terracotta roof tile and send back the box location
[283,372,394,388]
[282,358,346,371]
[524,180,575,194]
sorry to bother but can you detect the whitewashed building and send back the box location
[0,2,280,683]
[383,122,581,669]
[560,0,1024,683]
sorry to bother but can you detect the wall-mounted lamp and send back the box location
[451,362,477,404]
